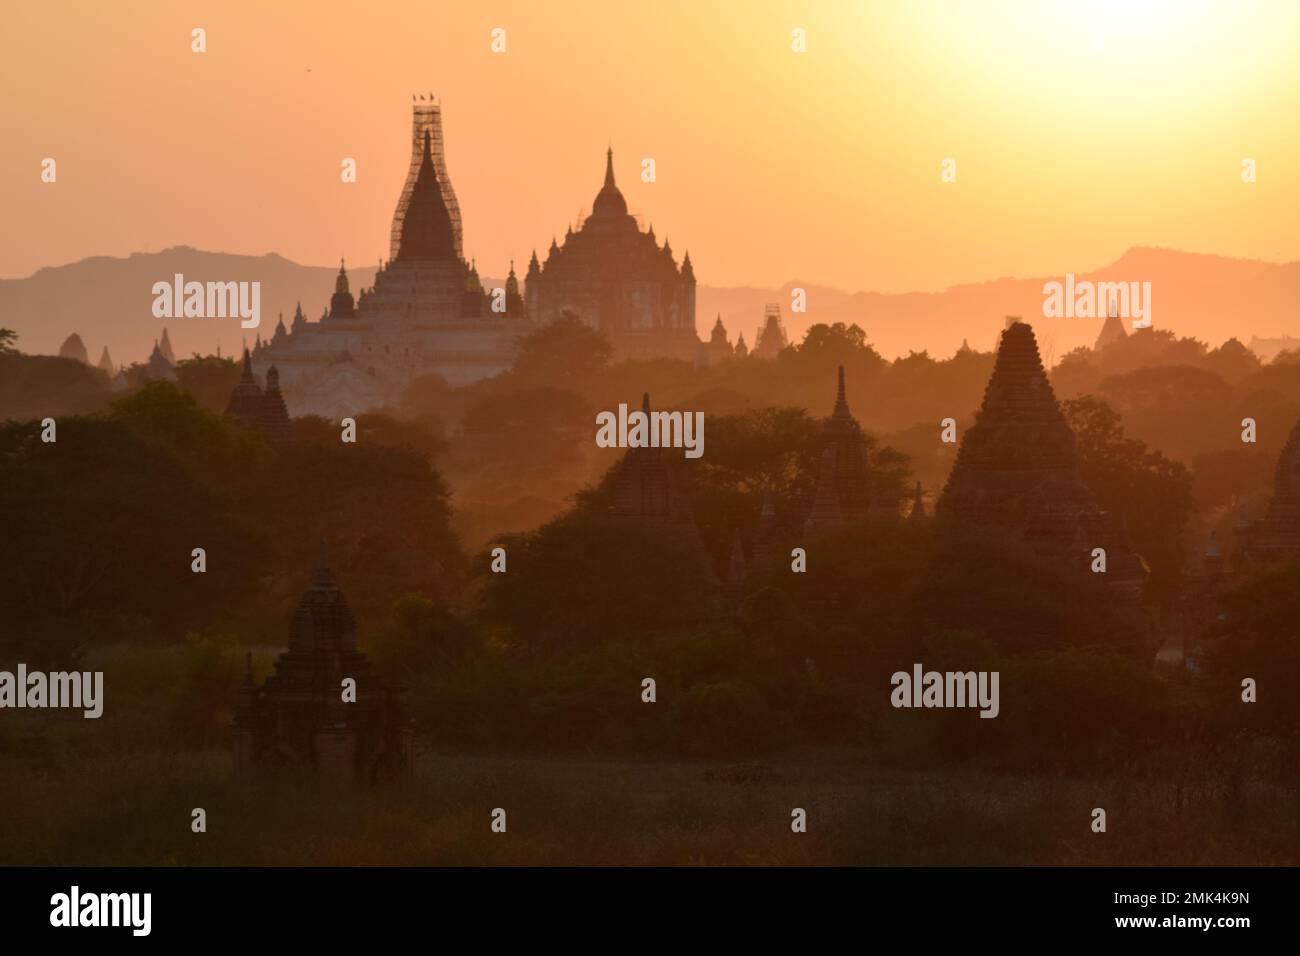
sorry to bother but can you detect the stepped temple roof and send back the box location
[938,321,1146,599]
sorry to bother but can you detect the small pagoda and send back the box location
[232,546,413,784]
[804,366,873,531]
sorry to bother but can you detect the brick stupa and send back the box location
[937,320,1146,600]
[232,546,413,784]
[224,347,291,443]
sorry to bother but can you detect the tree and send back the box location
[0,328,17,354]
[512,312,612,386]
[1202,560,1300,737]
[175,354,240,412]
[1062,395,1194,604]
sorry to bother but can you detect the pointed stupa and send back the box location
[754,304,789,359]
[590,147,628,220]
[288,537,356,655]
[938,320,1146,598]
[1094,296,1129,351]
[224,347,264,425]
[395,128,457,262]
[1241,412,1300,564]
[233,543,414,783]
[58,333,88,364]
[612,392,677,518]
[330,261,355,320]
[805,365,871,525]
[143,340,176,381]
[257,364,291,443]
[96,346,115,376]
[908,482,926,523]
[159,327,176,363]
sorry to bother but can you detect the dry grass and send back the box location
[1,744,1294,866]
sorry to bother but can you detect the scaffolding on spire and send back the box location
[390,97,463,262]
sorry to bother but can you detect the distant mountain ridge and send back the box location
[3,245,1298,368]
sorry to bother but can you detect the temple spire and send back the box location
[604,146,616,188]
[832,365,850,419]
[908,482,926,523]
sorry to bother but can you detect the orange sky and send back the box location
[5,0,1300,291]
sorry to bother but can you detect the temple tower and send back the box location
[612,393,680,519]
[1240,414,1300,564]
[224,347,264,426]
[938,320,1146,599]
[1094,297,1128,351]
[391,97,462,261]
[231,547,413,784]
[753,305,789,359]
[804,366,872,529]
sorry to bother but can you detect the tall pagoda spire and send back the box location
[1094,295,1128,351]
[832,365,850,419]
[591,146,628,220]
[394,128,457,262]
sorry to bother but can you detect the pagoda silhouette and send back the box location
[232,546,412,784]
[1240,413,1300,565]
[938,320,1147,600]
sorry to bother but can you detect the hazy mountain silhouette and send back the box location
[0,247,378,367]
[4,245,1298,367]
[700,246,1300,361]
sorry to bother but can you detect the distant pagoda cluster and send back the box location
[252,99,703,418]
[58,328,178,389]
[223,347,291,443]
[644,319,1152,608]
[695,304,789,367]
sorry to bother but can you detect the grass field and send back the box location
[2,742,1294,866]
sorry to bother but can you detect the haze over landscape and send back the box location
[6,1,1300,300]
[5,243,1300,365]
[3,0,1299,883]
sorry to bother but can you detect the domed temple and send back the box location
[231,548,413,784]
[938,321,1147,601]
[526,148,699,361]
[256,100,702,417]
